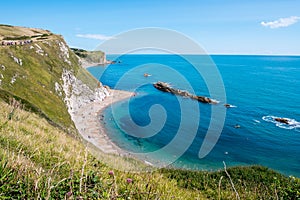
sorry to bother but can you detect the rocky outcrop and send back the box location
[191,95,218,104]
[275,118,289,124]
[153,81,218,104]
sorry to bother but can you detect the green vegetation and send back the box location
[71,48,105,64]
[36,37,48,40]
[0,100,299,199]
[0,24,13,27]
[0,100,202,199]
[161,166,300,199]
[0,89,59,129]
[0,26,51,41]
[3,35,31,40]
[0,42,70,130]
[2,34,51,40]
[71,48,89,58]
[0,25,105,131]
[0,30,84,132]
[31,33,52,39]
[0,25,299,199]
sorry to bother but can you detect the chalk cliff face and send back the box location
[0,25,109,132]
[61,69,109,119]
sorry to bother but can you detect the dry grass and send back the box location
[0,25,50,40]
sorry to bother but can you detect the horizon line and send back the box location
[104,53,300,56]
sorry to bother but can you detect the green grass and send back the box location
[1,26,104,132]
[3,35,31,40]
[0,100,299,199]
[71,48,105,63]
[0,34,88,132]
[161,166,300,199]
[0,100,204,199]
[0,24,13,27]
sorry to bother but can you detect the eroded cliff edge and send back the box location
[0,25,109,134]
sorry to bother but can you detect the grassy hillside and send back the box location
[0,100,204,199]
[0,25,100,132]
[0,100,299,199]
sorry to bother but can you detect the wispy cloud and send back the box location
[76,34,115,40]
[261,16,300,29]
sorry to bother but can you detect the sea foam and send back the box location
[262,116,300,130]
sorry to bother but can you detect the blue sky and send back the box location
[1,0,300,55]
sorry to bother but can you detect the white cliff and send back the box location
[60,69,110,120]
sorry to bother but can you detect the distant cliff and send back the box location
[71,48,107,68]
[0,25,109,133]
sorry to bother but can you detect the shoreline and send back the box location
[72,89,133,156]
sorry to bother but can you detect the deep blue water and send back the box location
[88,55,300,176]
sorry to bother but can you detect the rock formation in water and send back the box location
[275,118,289,124]
[153,81,218,104]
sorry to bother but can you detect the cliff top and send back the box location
[0,24,52,41]
[0,24,104,133]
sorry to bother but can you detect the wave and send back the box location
[262,116,300,130]
[210,99,220,104]
[253,119,260,123]
[224,104,237,108]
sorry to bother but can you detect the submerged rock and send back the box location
[224,103,231,108]
[234,124,241,128]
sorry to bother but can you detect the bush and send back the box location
[3,35,31,40]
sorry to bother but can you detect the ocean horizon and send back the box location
[88,54,300,177]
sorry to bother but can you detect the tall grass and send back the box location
[1,99,299,199]
[0,100,205,199]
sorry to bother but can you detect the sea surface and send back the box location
[88,55,300,176]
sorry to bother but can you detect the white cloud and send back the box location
[261,16,300,29]
[76,34,115,40]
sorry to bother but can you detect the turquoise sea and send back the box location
[88,55,300,177]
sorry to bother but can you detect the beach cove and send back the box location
[72,89,133,156]
[88,54,300,177]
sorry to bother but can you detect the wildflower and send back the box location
[126,178,133,184]
[66,191,72,197]
[108,170,114,176]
